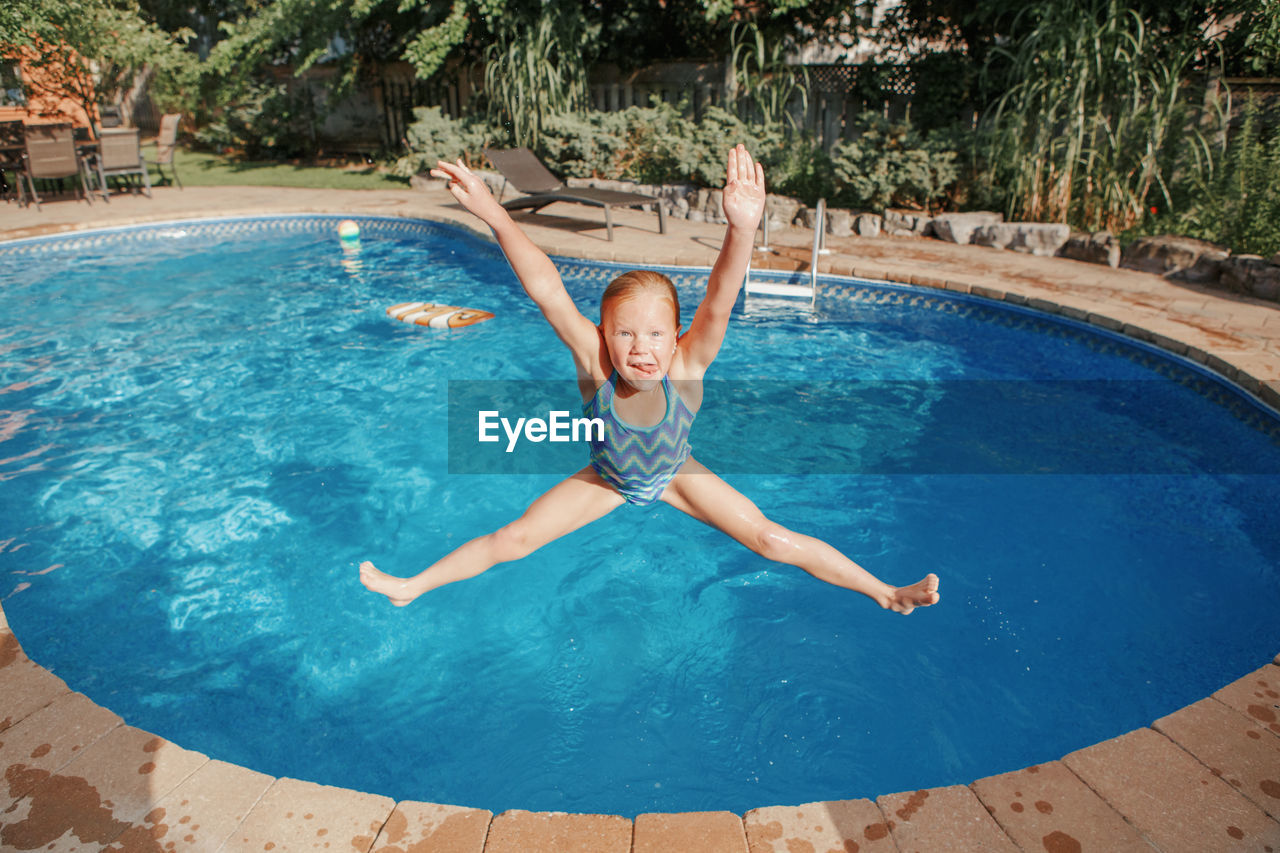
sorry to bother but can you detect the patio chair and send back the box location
[22,123,94,209]
[0,120,25,204]
[483,147,666,241]
[145,113,183,188]
[94,127,152,198]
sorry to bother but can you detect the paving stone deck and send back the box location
[2,185,1279,850]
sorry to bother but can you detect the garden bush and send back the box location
[1129,97,1280,257]
[829,112,961,212]
[391,107,492,177]
[397,100,833,204]
[194,80,320,160]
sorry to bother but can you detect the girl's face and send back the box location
[600,293,680,391]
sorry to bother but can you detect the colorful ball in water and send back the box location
[337,220,360,242]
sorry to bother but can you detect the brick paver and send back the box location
[1063,727,1280,853]
[742,798,895,853]
[877,785,1019,852]
[482,810,632,853]
[633,811,747,853]
[1155,697,1280,821]
[1213,665,1280,737]
[225,776,396,852]
[0,726,207,852]
[0,691,122,811]
[0,630,69,733]
[104,758,274,852]
[370,800,493,853]
[970,761,1151,852]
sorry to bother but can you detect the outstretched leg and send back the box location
[660,458,939,613]
[361,466,625,606]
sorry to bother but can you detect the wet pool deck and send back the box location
[2,185,1279,852]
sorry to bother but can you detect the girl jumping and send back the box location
[360,145,940,614]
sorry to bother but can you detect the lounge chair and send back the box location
[94,128,152,198]
[484,147,666,241]
[146,113,182,188]
[21,123,94,209]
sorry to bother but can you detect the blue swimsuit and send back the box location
[584,371,695,506]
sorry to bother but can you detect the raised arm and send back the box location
[430,159,600,371]
[677,145,766,375]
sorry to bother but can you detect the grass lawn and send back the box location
[160,147,411,190]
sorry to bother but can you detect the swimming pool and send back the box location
[1,215,1278,817]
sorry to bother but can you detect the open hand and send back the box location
[430,158,506,223]
[721,144,766,232]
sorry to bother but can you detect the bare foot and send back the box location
[887,573,940,614]
[359,560,422,607]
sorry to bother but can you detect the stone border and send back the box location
[2,212,1279,850]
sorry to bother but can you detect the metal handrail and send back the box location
[809,198,825,306]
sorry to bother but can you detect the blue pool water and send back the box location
[2,215,1279,816]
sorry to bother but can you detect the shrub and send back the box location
[193,80,319,160]
[1130,97,1280,257]
[395,99,931,209]
[829,112,960,211]
[391,107,491,177]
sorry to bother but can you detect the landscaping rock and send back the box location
[1059,230,1120,267]
[827,209,854,237]
[1216,255,1280,301]
[884,209,930,233]
[930,211,1003,245]
[409,172,437,191]
[1120,234,1229,277]
[795,207,822,230]
[972,222,1071,256]
[854,213,883,237]
[884,209,932,235]
[764,194,804,230]
[698,188,726,224]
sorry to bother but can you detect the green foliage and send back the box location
[829,113,961,211]
[980,0,1205,232]
[482,7,590,148]
[1240,0,1280,74]
[192,80,319,159]
[391,106,492,177]
[537,109,635,178]
[401,0,471,80]
[537,103,798,191]
[396,98,833,204]
[2,0,197,132]
[169,146,408,189]
[907,52,974,131]
[1136,98,1280,257]
[728,20,808,130]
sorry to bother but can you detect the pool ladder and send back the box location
[745,198,827,308]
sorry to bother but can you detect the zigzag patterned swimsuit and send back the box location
[584,370,695,506]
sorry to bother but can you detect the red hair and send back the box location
[600,270,680,326]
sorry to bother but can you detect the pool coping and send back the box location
[2,199,1280,851]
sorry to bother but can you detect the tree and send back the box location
[1,0,196,135]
